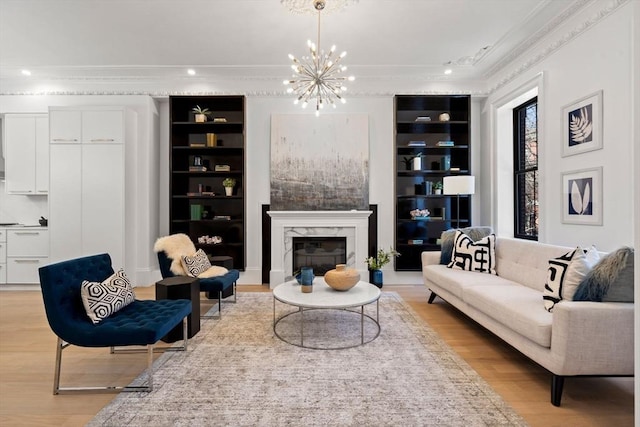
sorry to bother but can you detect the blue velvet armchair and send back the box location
[39,253,192,394]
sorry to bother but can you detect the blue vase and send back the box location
[300,267,314,286]
[371,269,383,288]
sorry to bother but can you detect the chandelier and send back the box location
[283,0,355,116]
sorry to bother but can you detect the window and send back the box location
[513,97,538,240]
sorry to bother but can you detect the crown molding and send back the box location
[487,0,630,94]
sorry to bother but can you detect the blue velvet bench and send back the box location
[39,253,192,394]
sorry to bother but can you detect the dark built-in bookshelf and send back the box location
[394,95,471,271]
[169,95,246,270]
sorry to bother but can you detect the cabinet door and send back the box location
[35,116,49,194]
[82,110,123,143]
[49,110,81,143]
[49,144,82,263]
[4,115,36,194]
[81,144,124,268]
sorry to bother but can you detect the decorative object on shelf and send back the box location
[324,264,360,291]
[440,155,451,170]
[434,181,443,194]
[39,216,48,226]
[190,204,202,220]
[198,235,223,245]
[412,155,423,171]
[561,90,603,157]
[410,208,430,219]
[192,105,211,123]
[283,0,355,116]
[443,175,475,226]
[402,154,419,171]
[215,164,231,172]
[439,112,450,122]
[299,266,314,292]
[206,133,217,147]
[223,177,236,196]
[365,247,400,288]
[561,167,602,225]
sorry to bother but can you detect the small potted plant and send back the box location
[434,181,443,195]
[222,177,236,196]
[192,105,211,123]
[365,247,400,288]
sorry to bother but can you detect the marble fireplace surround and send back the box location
[267,211,373,289]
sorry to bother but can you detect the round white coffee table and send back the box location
[272,279,381,350]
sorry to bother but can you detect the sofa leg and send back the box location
[428,292,437,304]
[551,375,564,406]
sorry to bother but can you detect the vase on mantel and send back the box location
[369,269,383,288]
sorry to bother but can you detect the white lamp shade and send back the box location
[443,175,475,195]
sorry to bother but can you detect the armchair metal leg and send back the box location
[53,317,189,395]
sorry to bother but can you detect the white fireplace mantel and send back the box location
[268,210,372,288]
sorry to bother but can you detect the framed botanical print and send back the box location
[561,90,603,157]
[561,167,603,225]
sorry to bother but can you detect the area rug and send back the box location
[88,292,527,426]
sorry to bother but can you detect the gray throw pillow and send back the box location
[439,226,494,265]
[573,247,634,302]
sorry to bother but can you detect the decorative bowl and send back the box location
[324,264,360,291]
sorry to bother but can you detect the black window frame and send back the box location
[513,97,538,240]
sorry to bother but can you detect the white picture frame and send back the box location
[561,90,603,157]
[561,167,603,225]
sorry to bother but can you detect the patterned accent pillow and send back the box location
[543,246,599,312]
[181,249,212,277]
[81,269,136,324]
[447,230,496,274]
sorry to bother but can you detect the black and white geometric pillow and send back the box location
[543,249,575,312]
[447,230,497,275]
[181,249,212,277]
[81,269,136,324]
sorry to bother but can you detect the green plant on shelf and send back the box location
[222,177,236,188]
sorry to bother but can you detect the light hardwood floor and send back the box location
[0,284,634,426]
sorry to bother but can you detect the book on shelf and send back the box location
[213,117,227,123]
[189,143,206,147]
[437,140,455,147]
[449,167,461,172]
[186,192,200,196]
[206,133,217,147]
[415,116,431,122]
[407,140,426,147]
[213,215,231,220]
[214,164,231,172]
[408,239,424,245]
[189,166,208,172]
[201,191,216,196]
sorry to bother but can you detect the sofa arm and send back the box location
[421,251,441,267]
[550,301,634,376]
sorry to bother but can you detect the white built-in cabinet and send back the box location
[3,114,49,195]
[0,229,6,284]
[49,107,132,271]
[6,229,49,284]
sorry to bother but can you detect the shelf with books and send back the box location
[394,94,471,271]
[170,95,246,270]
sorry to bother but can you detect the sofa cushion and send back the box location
[543,246,599,312]
[439,226,494,265]
[424,264,513,300]
[448,231,496,274]
[464,284,553,348]
[574,247,634,302]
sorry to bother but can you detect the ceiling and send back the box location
[0,0,586,94]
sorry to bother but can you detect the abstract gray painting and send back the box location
[270,114,369,210]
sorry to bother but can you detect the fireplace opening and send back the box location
[292,237,347,276]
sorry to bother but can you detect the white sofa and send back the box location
[421,237,634,406]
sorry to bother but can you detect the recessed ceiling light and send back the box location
[444,69,452,75]
[187,69,196,76]
[21,69,31,76]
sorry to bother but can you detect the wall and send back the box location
[484,1,636,251]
